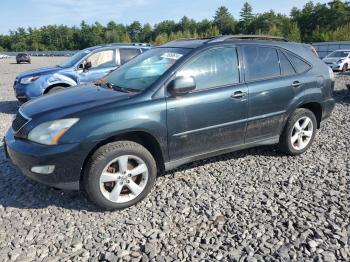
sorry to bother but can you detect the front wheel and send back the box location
[279,108,317,155]
[83,141,157,210]
[47,86,67,94]
[342,63,348,72]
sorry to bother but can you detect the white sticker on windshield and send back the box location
[84,50,91,54]
[161,53,183,60]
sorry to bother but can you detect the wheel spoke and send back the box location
[303,130,313,137]
[294,121,302,132]
[297,137,304,149]
[126,180,143,196]
[109,183,124,202]
[129,164,147,177]
[291,133,299,144]
[301,118,311,129]
[118,156,129,173]
[100,172,118,183]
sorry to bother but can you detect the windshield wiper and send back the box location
[106,82,140,93]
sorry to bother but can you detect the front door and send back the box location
[77,49,118,84]
[166,47,248,161]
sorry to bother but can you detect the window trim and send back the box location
[283,49,312,75]
[277,49,297,76]
[172,45,242,94]
[239,44,313,84]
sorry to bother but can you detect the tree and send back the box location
[240,2,254,22]
[128,21,142,42]
[238,2,255,33]
[213,6,236,35]
[288,22,301,42]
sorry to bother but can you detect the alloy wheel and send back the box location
[99,155,149,203]
[290,116,314,151]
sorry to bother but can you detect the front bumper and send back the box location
[4,128,87,190]
[14,81,46,101]
[325,63,343,71]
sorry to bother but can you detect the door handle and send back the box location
[292,81,302,88]
[231,91,247,99]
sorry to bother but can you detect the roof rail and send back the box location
[207,35,288,43]
[93,43,152,48]
[167,37,216,43]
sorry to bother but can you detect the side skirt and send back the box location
[164,135,279,171]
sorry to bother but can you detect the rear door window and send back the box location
[243,46,280,81]
[278,50,296,76]
[119,48,141,65]
[285,51,311,74]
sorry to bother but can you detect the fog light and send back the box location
[31,165,55,174]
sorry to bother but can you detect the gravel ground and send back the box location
[0,57,349,261]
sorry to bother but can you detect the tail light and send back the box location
[310,46,319,57]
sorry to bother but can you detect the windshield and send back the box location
[60,49,90,68]
[105,47,190,92]
[328,51,349,58]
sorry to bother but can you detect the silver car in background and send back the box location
[322,50,350,72]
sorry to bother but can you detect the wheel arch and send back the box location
[44,83,71,94]
[80,131,165,184]
[298,102,322,129]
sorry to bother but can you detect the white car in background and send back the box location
[323,50,350,72]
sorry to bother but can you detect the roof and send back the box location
[86,43,152,51]
[161,35,289,49]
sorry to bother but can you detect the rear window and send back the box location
[285,51,311,74]
[243,46,280,81]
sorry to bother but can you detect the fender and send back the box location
[282,87,324,132]
[46,73,78,90]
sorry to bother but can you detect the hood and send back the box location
[17,66,61,79]
[21,85,132,119]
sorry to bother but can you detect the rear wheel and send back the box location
[83,141,157,210]
[279,108,317,155]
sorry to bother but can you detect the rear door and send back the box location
[242,45,306,142]
[166,46,248,160]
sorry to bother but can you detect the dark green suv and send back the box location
[5,35,335,210]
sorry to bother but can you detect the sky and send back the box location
[0,0,330,34]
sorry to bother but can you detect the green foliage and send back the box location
[2,1,350,51]
[214,6,236,34]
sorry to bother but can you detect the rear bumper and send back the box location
[321,97,336,122]
[4,128,87,190]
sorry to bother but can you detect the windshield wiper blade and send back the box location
[106,82,140,93]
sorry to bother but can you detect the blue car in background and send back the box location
[14,43,152,102]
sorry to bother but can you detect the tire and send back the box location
[279,108,317,155]
[83,141,157,210]
[342,63,348,72]
[47,86,66,94]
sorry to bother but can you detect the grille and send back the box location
[12,112,29,132]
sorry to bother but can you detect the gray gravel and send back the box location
[0,57,349,261]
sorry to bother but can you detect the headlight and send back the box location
[20,76,40,84]
[337,59,344,63]
[328,67,335,82]
[28,118,79,145]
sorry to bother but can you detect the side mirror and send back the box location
[168,76,196,96]
[84,61,92,71]
[79,61,92,72]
